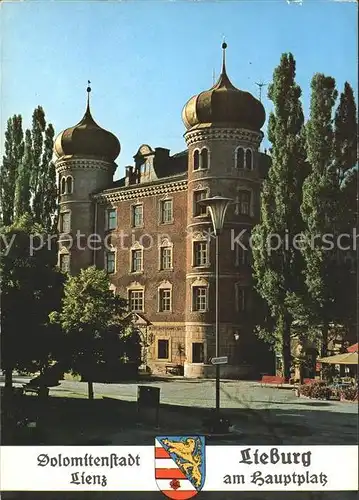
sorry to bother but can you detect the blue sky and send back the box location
[1,0,357,179]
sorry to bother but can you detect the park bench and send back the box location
[22,384,49,397]
[165,364,181,375]
[260,375,285,388]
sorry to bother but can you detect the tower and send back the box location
[54,85,121,274]
[181,43,266,377]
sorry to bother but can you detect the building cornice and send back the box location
[55,158,115,174]
[94,179,188,204]
[184,127,263,147]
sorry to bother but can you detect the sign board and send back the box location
[211,356,228,365]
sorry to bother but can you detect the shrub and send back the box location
[340,386,358,401]
[299,381,333,400]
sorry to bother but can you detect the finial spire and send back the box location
[222,38,227,74]
[86,80,91,115]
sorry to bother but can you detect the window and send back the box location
[158,339,169,360]
[66,176,73,194]
[105,252,115,273]
[159,288,171,312]
[160,199,173,224]
[237,191,251,215]
[193,190,207,216]
[236,286,247,312]
[160,246,172,270]
[131,249,143,272]
[235,244,250,266]
[60,177,66,194]
[245,149,253,170]
[132,204,143,227]
[59,254,70,273]
[193,150,200,170]
[193,286,207,312]
[192,342,204,363]
[129,290,144,312]
[200,148,209,169]
[236,148,245,169]
[60,212,71,233]
[193,241,209,267]
[106,209,117,230]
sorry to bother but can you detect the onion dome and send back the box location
[54,84,120,162]
[182,43,265,131]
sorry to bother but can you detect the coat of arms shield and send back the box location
[155,436,206,499]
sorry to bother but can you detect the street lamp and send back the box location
[199,195,233,421]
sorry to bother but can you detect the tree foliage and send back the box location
[0,115,24,226]
[50,267,135,399]
[252,53,307,380]
[0,107,57,230]
[0,214,65,387]
[300,74,339,356]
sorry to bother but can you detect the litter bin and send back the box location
[137,386,160,408]
[137,386,160,427]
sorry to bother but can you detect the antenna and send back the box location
[255,80,267,102]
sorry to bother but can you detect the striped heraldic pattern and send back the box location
[155,436,206,499]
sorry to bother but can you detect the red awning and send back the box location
[347,343,358,353]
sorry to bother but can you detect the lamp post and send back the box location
[199,195,233,420]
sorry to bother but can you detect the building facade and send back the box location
[54,45,273,378]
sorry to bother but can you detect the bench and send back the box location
[260,375,285,388]
[23,384,49,397]
[165,364,181,375]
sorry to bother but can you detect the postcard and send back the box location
[0,0,357,499]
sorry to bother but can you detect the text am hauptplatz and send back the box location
[222,448,328,487]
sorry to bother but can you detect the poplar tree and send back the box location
[334,83,358,337]
[252,53,307,380]
[14,130,32,219]
[300,74,339,357]
[0,115,24,225]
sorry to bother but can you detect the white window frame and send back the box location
[105,250,116,274]
[106,208,117,231]
[193,240,209,267]
[128,288,145,312]
[159,198,173,224]
[192,286,208,312]
[131,203,143,228]
[158,282,173,313]
[193,189,208,217]
[159,238,173,271]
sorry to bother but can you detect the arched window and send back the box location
[193,150,200,170]
[66,176,73,194]
[61,177,66,194]
[236,148,244,169]
[245,149,253,170]
[200,148,209,170]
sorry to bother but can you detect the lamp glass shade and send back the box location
[199,196,233,235]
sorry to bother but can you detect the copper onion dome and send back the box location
[54,84,121,162]
[182,43,265,131]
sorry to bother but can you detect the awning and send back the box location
[347,343,358,353]
[317,352,358,365]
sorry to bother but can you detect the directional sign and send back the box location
[211,356,228,365]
